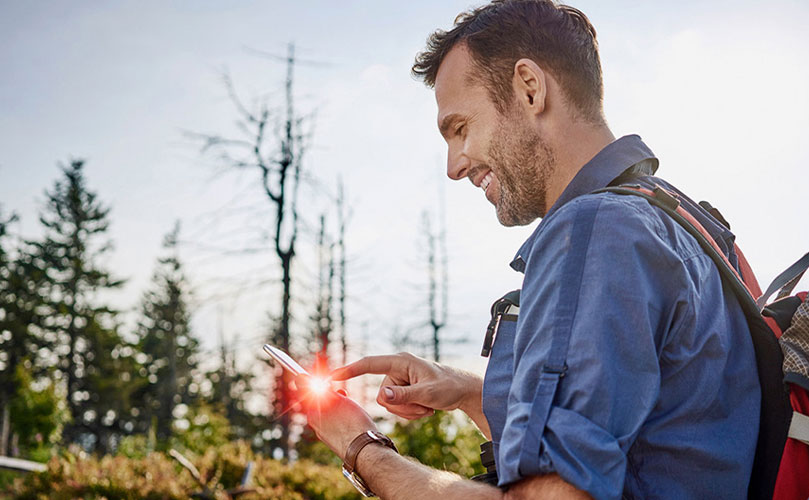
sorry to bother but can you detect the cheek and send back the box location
[467,129,492,162]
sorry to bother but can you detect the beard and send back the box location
[486,114,556,226]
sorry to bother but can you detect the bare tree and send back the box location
[189,43,307,457]
[312,214,335,373]
[336,178,349,367]
[422,208,449,362]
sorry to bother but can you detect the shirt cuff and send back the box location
[498,405,627,500]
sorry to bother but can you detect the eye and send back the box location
[455,123,466,137]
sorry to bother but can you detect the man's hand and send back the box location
[330,353,489,435]
[296,379,378,461]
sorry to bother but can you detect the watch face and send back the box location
[342,466,374,497]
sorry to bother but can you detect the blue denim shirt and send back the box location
[481,135,760,499]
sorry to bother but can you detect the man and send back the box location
[301,1,760,498]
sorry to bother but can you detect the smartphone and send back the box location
[263,344,310,376]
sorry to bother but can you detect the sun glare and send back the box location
[307,376,331,396]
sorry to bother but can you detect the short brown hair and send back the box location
[413,0,604,122]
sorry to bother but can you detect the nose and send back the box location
[446,145,470,181]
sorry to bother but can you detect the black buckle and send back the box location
[470,441,498,485]
[652,185,680,210]
[481,299,512,357]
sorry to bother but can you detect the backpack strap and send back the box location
[757,252,809,310]
[594,185,756,310]
[734,244,764,299]
[788,411,809,446]
[593,184,792,500]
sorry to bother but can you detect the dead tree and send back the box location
[190,43,306,457]
[312,214,335,373]
[336,178,348,367]
[422,209,449,362]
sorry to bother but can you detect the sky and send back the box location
[2,1,808,389]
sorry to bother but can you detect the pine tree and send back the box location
[31,159,133,452]
[134,223,200,444]
[206,334,260,443]
[0,209,52,455]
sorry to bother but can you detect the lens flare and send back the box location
[307,376,331,396]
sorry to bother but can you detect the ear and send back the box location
[512,58,547,115]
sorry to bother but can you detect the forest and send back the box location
[0,44,482,499]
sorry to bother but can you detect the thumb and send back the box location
[382,384,422,404]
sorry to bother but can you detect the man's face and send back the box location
[435,45,555,226]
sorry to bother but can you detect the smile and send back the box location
[481,171,493,192]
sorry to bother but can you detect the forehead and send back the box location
[434,45,490,124]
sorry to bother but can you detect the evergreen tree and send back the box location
[134,223,200,444]
[206,336,261,443]
[8,363,70,459]
[0,209,51,456]
[31,159,134,453]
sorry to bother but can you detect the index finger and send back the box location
[330,355,406,381]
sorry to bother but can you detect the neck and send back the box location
[544,121,615,214]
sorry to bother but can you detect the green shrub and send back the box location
[3,442,362,500]
[169,403,231,456]
[3,412,486,499]
[9,364,70,455]
[389,411,486,478]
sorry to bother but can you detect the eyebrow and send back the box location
[438,113,464,138]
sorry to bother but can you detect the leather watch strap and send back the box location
[344,430,397,475]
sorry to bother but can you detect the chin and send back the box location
[496,211,528,227]
[496,205,540,227]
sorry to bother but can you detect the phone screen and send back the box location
[263,344,310,376]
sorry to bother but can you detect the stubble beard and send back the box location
[487,117,556,227]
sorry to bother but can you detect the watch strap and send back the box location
[343,430,397,475]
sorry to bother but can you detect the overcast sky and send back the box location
[2,1,808,383]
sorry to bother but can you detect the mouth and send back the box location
[480,171,493,193]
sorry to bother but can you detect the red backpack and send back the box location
[598,184,809,500]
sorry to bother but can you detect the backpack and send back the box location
[596,183,809,500]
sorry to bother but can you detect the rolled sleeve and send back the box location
[497,194,691,499]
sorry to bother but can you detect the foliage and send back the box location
[2,413,487,499]
[389,411,486,478]
[8,363,70,454]
[30,159,134,453]
[116,433,153,460]
[169,403,232,456]
[295,425,342,466]
[0,208,51,455]
[133,222,201,442]
[1,162,268,458]
[205,343,263,444]
[3,441,362,500]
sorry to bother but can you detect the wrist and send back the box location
[355,438,397,479]
[342,430,398,497]
[456,372,483,415]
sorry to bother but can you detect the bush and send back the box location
[3,412,486,499]
[9,364,70,456]
[3,442,362,500]
[389,411,486,478]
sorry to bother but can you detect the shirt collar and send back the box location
[510,134,659,272]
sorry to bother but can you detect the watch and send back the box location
[341,430,398,497]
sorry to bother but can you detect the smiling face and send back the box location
[435,45,556,226]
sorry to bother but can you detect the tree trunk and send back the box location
[278,252,292,456]
[0,403,9,456]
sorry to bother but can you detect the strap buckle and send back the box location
[481,298,514,357]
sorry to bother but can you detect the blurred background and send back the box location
[1,1,808,498]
